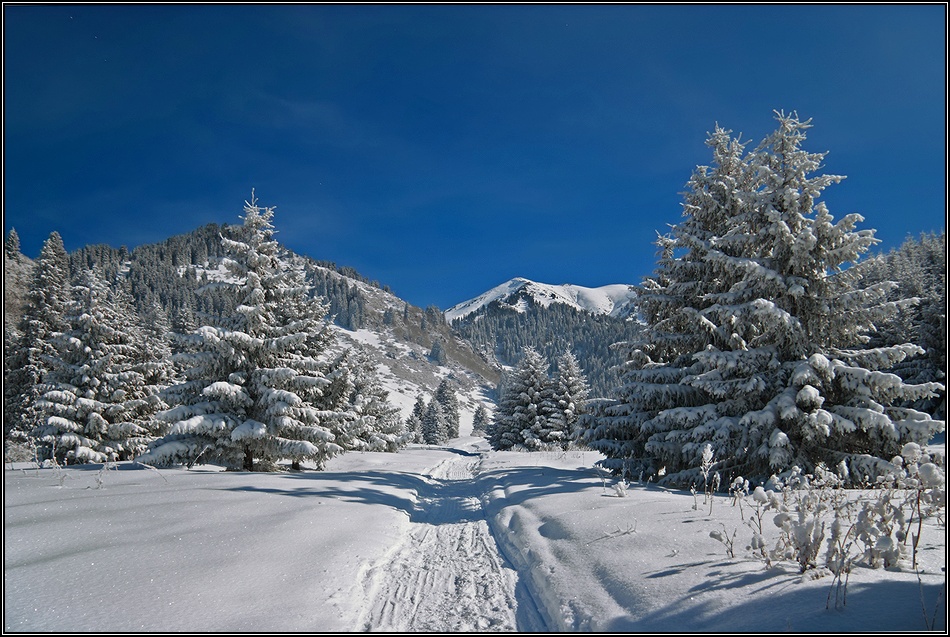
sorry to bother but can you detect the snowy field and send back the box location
[4,439,946,632]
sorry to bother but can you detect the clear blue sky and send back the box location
[4,4,946,310]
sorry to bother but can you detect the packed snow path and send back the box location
[357,449,547,632]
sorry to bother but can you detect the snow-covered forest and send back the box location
[3,111,946,632]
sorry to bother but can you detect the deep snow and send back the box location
[4,439,946,633]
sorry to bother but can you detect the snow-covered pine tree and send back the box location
[31,268,155,463]
[5,232,72,442]
[579,125,754,476]
[490,347,559,450]
[132,300,176,426]
[421,398,448,445]
[171,302,199,336]
[321,347,406,452]
[471,403,491,437]
[5,228,20,262]
[435,378,460,439]
[713,112,944,481]
[3,229,29,330]
[139,301,178,392]
[405,394,427,443]
[489,367,521,450]
[139,193,352,471]
[860,231,946,417]
[552,351,590,447]
[582,112,944,486]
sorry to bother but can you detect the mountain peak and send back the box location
[445,277,637,323]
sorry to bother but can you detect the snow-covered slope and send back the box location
[445,278,638,323]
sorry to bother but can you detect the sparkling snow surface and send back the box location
[4,441,945,632]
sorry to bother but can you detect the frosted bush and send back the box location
[710,524,737,558]
[901,442,923,465]
[917,462,944,488]
[720,458,947,580]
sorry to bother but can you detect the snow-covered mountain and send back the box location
[445,277,638,323]
[444,277,643,398]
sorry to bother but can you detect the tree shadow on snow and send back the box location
[217,470,490,524]
[603,574,947,633]
[474,465,603,509]
[216,470,428,520]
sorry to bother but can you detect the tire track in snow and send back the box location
[357,452,545,632]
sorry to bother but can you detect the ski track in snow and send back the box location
[357,451,546,632]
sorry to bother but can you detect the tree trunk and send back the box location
[243,446,254,471]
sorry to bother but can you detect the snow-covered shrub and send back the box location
[845,488,908,570]
[771,492,828,573]
[735,467,837,573]
[709,524,737,558]
[3,439,37,465]
[723,454,946,587]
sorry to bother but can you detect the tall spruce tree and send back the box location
[5,232,71,441]
[581,112,944,486]
[139,193,352,470]
[32,269,155,463]
[421,399,448,445]
[5,228,20,262]
[435,378,460,439]
[405,394,427,443]
[322,347,405,452]
[580,126,753,474]
[860,232,946,418]
[551,351,590,447]
[490,347,559,450]
[472,403,491,437]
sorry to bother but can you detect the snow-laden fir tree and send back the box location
[5,228,20,262]
[551,351,591,447]
[580,125,753,474]
[490,347,560,450]
[405,394,427,443]
[31,269,156,463]
[421,398,448,445]
[320,347,406,452]
[859,231,946,418]
[5,232,72,442]
[471,403,491,437]
[139,193,353,471]
[435,378,460,439]
[3,228,28,329]
[138,300,179,394]
[581,112,944,486]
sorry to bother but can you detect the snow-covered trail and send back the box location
[356,449,547,632]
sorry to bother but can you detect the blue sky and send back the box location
[4,4,946,310]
